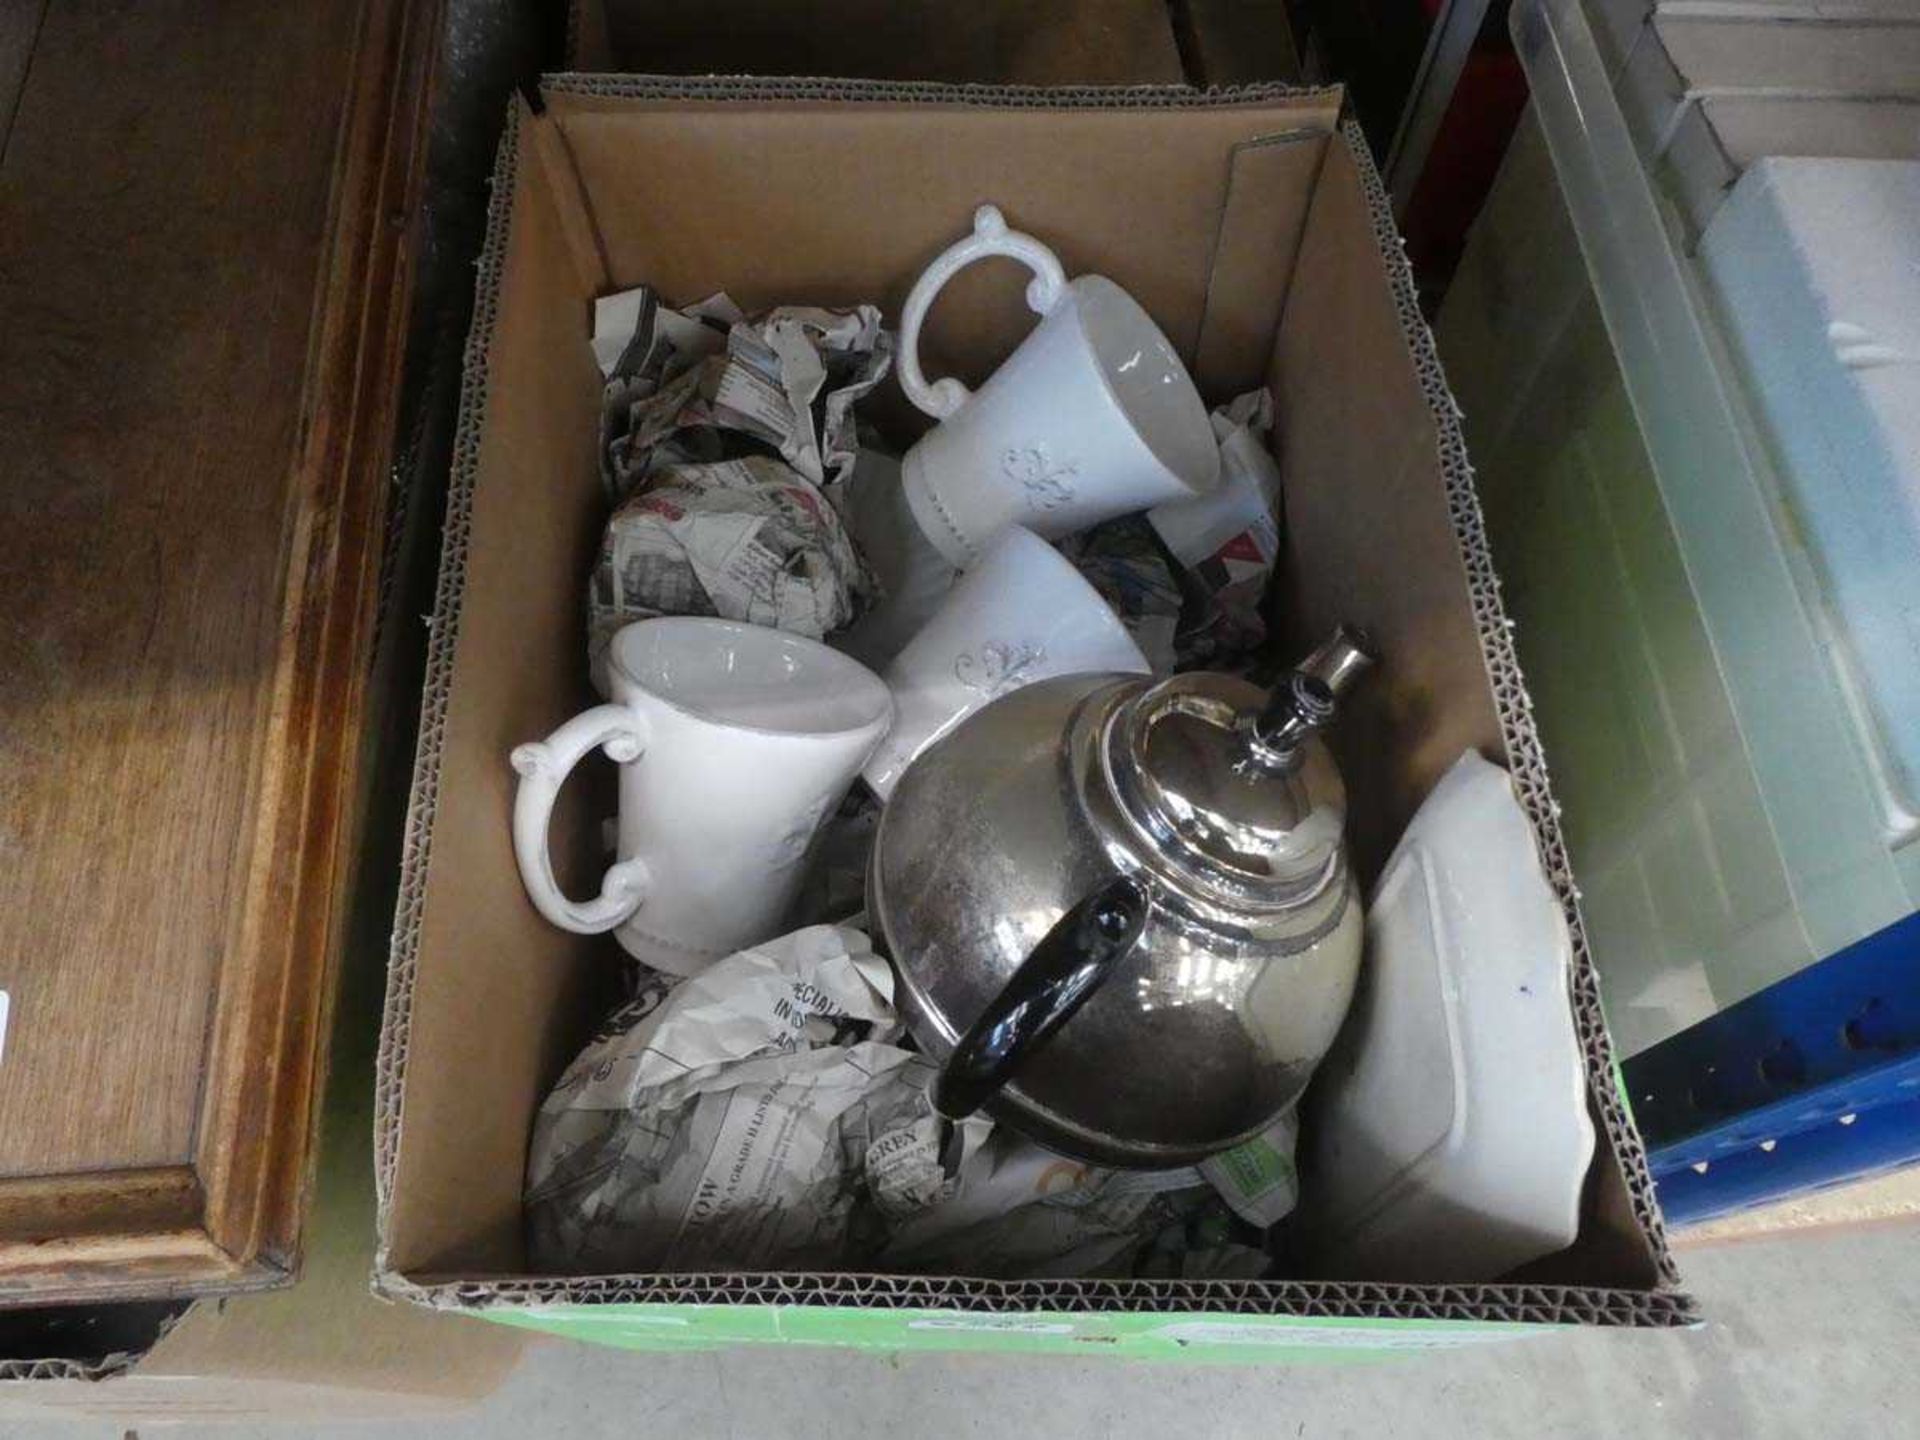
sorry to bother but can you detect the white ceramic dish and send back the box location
[1305,749,1596,1282]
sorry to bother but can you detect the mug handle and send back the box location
[933,874,1151,1120]
[897,204,1070,420]
[510,705,652,934]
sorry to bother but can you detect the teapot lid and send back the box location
[1099,648,1366,911]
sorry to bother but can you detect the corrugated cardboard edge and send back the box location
[372,82,1693,1326]
[0,1355,136,1385]
[373,98,526,1280]
[0,1307,187,1385]
[543,71,1345,108]
[1332,118,1682,1293]
[382,1271,1695,1325]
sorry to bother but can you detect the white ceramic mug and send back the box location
[896,205,1221,567]
[834,448,961,670]
[511,618,893,975]
[861,526,1151,798]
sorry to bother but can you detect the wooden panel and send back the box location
[0,0,352,1177]
[572,0,1187,83]
[0,1167,247,1305]
[0,1168,202,1244]
[0,0,47,157]
[0,1230,252,1308]
[192,0,442,1273]
[1175,0,1302,86]
[0,0,438,1301]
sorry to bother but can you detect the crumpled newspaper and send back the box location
[858,1080,1278,1278]
[1058,516,1183,674]
[526,921,1279,1278]
[1136,1201,1275,1279]
[592,287,738,387]
[1148,388,1285,666]
[525,925,916,1274]
[869,1114,1253,1279]
[595,287,893,503]
[587,454,874,686]
[585,288,887,684]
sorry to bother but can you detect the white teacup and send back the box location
[862,526,1151,798]
[896,205,1221,567]
[511,618,893,975]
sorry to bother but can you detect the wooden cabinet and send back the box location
[566,0,1189,81]
[0,0,438,1305]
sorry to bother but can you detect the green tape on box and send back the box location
[480,1304,1543,1363]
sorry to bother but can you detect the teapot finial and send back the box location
[1246,672,1337,771]
[1245,626,1377,772]
[1300,624,1378,697]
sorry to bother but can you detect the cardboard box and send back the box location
[373,77,1697,1359]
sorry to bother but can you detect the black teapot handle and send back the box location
[933,875,1152,1121]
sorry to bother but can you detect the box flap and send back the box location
[544,78,1340,419]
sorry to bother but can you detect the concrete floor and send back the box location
[13,1217,1914,1438]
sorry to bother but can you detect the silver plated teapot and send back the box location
[869,629,1375,1168]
